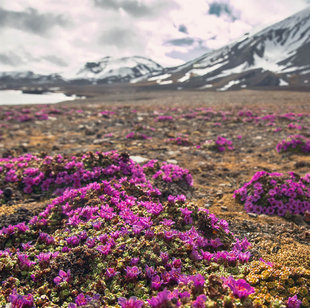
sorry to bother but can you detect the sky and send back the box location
[0,0,309,77]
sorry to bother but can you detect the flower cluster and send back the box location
[276,134,310,154]
[234,171,310,217]
[165,136,192,146]
[199,136,234,152]
[126,131,151,140]
[155,115,174,122]
[215,136,234,152]
[0,151,178,204]
[0,150,255,307]
[152,162,193,186]
[0,106,73,123]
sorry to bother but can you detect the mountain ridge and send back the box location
[144,6,310,90]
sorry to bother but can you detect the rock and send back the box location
[130,156,148,164]
[3,187,13,200]
[293,214,308,226]
[167,159,178,164]
[221,206,228,211]
[248,213,257,218]
[85,129,96,136]
[93,139,105,145]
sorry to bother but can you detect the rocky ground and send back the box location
[0,89,310,306]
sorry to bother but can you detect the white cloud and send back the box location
[0,0,309,76]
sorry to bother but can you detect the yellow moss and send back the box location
[261,269,272,280]
[302,298,309,307]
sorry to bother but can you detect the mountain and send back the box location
[75,56,164,83]
[0,71,64,87]
[142,7,310,90]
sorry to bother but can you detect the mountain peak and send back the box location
[76,56,164,82]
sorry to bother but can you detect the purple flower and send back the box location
[85,238,96,248]
[17,254,35,269]
[287,295,302,308]
[131,257,140,265]
[191,273,205,292]
[118,296,144,308]
[75,293,88,306]
[21,241,33,251]
[223,276,255,299]
[125,266,140,280]
[105,267,119,279]
[38,232,54,245]
[96,244,111,256]
[180,207,193,224]
[15,222,29,233]
[66,235,80,247]
[192,294,207,308]
[54,269,71,285]
[160,252,169,264]
[151,275,163,290]
[36,252,52,264]
[160,219,175,226]
[172,258,182,268]
[9,290,34,308]
[148,289,170,307]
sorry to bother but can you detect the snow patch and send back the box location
[190,61,228,77]
[279,79,289,86]
[199,84,213,89]
[177,73,191,83]
[158,80,173,85]
[217,80,240,91]
[148,73,171,81]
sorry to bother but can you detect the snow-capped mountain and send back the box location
[0,71,64,85]
[145,7,310,90]
[75,56,164,83]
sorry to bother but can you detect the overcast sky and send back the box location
[0,0,309,76]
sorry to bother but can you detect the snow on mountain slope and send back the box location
[148,6,310,90]
[76,56,164,82]
[0,71,64,85]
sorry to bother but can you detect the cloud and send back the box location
[166,45,210,63]
[209,2,232,17]
[0,0,309,74]
[0,7,67,35]
[165,38,194,46]
[43,55,68,67]
[178,24,188,34]
[99,27,142,49]
[94,0,179,18]
[0,52,23,66]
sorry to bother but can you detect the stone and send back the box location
[3,187,13,200]
[130,156,148,164]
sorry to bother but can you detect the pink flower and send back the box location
[9,290,34,308]
[223,276,255,299]
[54,269,71,285]
[125,266,140,280]
[287,295,302,308]
[105,267,119,279]
[118,296,144,308]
